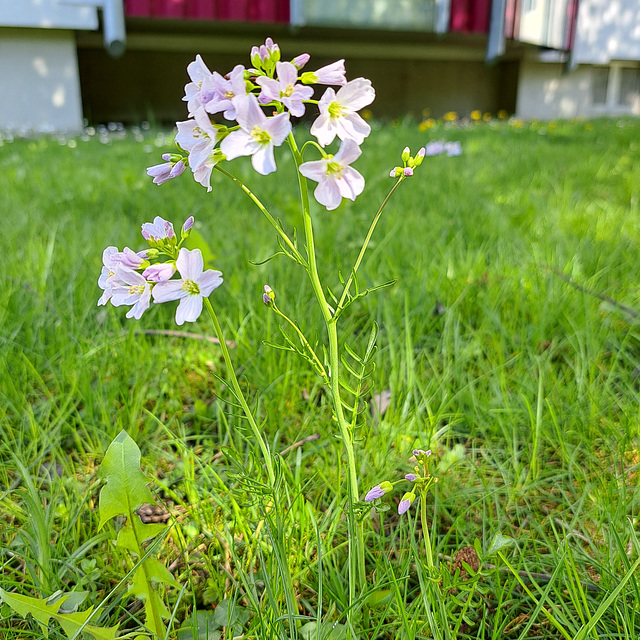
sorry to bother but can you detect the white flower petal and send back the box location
[176,295,203,325]
[152,280,187,303]
[220,130,259,160]
[315,179,342,210]
[337,167,365,201]
[310,113,336,147]
[197,270,224,297]
[333,139,362,165]
[176,248,203,281]
[336,78,375,111]
[251,144,277,175]
[299,159,328,183]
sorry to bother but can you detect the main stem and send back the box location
[287,134,366,626]
[420,491,434,569]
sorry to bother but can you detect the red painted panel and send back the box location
[449,0,490,33]
[125,0,289,22]
[125,0,151,16]
[565,0,579,50]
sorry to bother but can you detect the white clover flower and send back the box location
[256,61,313,117]
[220,94,291,176]
[299,139,364,210]
[310,78,375,147]
[152,248,223,325]
[110,267,153,320]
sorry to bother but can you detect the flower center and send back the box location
[224,90,235,99]
[328,101,345,118]
[182,279,201,296]
[326,160,344,178]
[251,126,272,145]
[128,284,145,296]
[280,83,295,98]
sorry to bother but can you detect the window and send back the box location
[619,68,640,107]
[591,67,609,105]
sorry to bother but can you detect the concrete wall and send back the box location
[574,0,640,64]
[515,59,640,120]
[0,28,85,132]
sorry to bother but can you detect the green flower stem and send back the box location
[271,303,329,383]
[203,298,276,487]
[215,165,305,267]
[420,491,434,569]
[336,177,404,314]
[286,132,366,624]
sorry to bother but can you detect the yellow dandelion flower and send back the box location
[361,108,373,120]
[443,111,457,122]
[471,110,482,121]
[483,112,492,122]
[497,110,508,119]
[422,107,431,117]
[419,118,436,131]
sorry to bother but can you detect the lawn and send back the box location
[1,115,640,639]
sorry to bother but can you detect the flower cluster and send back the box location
[97,216,223,324]
[365,448,438,515]
[390,146,426,178]
[146,38,375,210]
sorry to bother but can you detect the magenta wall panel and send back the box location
[124,0,289,22]
[449,0,491,34]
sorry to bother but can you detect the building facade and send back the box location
[1,0,638,131]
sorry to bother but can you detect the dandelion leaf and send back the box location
[116,517,167,555]
[99,430,155,529]
[0,589,118,640]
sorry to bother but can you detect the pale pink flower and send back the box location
[183,54,215,117]
[310,78,375,147]
[147,153,186,185]
[152,248,223,325]
[299,139,364,210]
[110,267,153,320]
[256,62,314,117]
[203,65,248,121]
[143,262,176,282]
[220,94,291,175]
[250,37,280,67]
[98,246,146,305]
[141,216,175,241]
[302,60,346,86]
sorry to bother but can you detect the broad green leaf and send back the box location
[0,589,118,640]
[116,518,167,555]
[177,611,221,640]
[364,589,393,607]
[487,531,515,556]
[212,599,250,634]
[0,588,65,636]
[99,430,155,529]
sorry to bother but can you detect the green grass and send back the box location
[1,116,640,639]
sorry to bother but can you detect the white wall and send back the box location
[0,0,97,29]
[574,0,640,64]
[0,28,84,132]
[516,59,640,120]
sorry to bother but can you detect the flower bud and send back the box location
[414,147,426,166]
[405,473,418,482]
[403,167,414,177]
[390,167,403,178]
[263,284,275,305]
[291,53,311,70]
[401,146,411,163]
[182,215,194,238]
[398,492,416,515]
